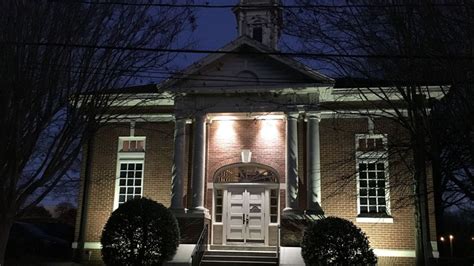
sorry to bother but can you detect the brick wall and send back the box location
[75,122,175,243]
[319,117,418,250]
[75,115,438,260]
[206,119,286,183]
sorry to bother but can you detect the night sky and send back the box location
[173,0,241,68]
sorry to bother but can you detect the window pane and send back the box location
[127,195,133,201]
[135,171,142,178]
[378,197,386,205]
[120,164,127,170]
[360,206,368,213]
[377,163,385,170]
[127,179,133,186]
[120,188,126,194]
[271,198,278,205]
[375,138,383,149]
[127,187,133,194]
[369,206,377,213]
[252,27,263,42]
[360,180,367,188]
[359,139,365,150]
[270,190,277,197]
[130,141,137,150]
[216,190,223,196]
[216,215,222,222]
[360,198,367,205]
[271,207,277,214]
[135,188,141,194]
[359,164,367,171]
[135,179,142,186]
[127,171,134,178]
[378,189,385,197]
[368,172,376,179]
[128,164,135,170]
[120,179,126,186]
[359,172,367,179]
[368,164,375,170]
[379,206,386,213]
[377,180,385,187]
[122,141,130,152]
[119,195,125,202]
[369,198,377,205]
[216,198,223,205]
[360,189,367,196]
[367,138,375,149]
[377,172,385,179]
[136,164,143,170]
[369,189,376,196]
[216,206,222,214]
[369,181,376,188]
[137,141,144,151]
[271,216,277,223]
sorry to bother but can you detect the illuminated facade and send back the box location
[74,0,442,265]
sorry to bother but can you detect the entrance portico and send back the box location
[212,163,280,246]
[170,108,324,247]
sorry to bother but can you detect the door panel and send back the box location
[246,188,264,242]
[226,187,265,244]
[227,188,245,241]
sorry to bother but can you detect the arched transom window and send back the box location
[213,163,279,183]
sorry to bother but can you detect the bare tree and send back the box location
[0,0,195,263]
[284,0,473,264]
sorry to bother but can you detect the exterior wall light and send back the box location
[241,149,252,163]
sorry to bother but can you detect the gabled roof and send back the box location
[161,35,334,90]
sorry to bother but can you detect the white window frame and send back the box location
[355,134,392,222]
[113,137,146,210]
[213,189,224,224]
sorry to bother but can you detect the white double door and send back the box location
[226,187,265,244]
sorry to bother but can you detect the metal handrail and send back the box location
[277,224,281,265]
[191,224,208,266]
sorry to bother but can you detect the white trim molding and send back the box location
[356,217,394,223]
[374,249,416,257]
[72,242,102,249]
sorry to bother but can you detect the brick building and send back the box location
[74,0,442,265]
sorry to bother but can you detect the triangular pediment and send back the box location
[162,36,334,93]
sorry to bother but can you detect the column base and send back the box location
[280,209,307,247]
[169,208,188,216]
[282,208,303,216]
[174,211,211,244]
[187,207,210,219]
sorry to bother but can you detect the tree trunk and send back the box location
[0,214,14,266]
[413,95,433,266]
[74,137,95,263]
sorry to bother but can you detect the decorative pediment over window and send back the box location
[214,163,279,183]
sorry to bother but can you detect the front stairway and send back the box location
[200,245,278,266]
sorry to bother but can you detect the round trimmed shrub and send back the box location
[301,216,377,265]
[101,197,180,266]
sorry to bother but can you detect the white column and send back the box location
[285,112,299,211]
[191,113,207,211]
[306,112,321,211]
[170,118,187,209]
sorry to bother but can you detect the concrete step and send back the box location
[200,249,278,266]
[200,260,277,266]
[209,245,277,252]
[205,250,277,257]
[203,255,278,262]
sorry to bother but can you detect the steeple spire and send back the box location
[233,0,282,49]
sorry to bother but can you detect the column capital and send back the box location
[286,111,300,120]
[306,111,321,121]
[193,112,208,123]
